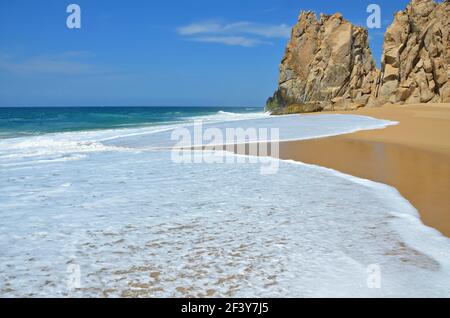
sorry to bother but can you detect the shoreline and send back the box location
[211,103,450,237]
[276,103,450,237]
[161,103,449,237]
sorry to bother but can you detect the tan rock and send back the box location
[384,64,399,82]
[266,0,450,113]
[378,0,449,105]
[423,58,433,73]
[266,11,379,113]
[441,82,450,102]
[397,87,413,102]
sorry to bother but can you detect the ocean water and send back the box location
[0,107,265,139]
[0,107,450,297]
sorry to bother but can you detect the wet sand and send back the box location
[278,104,450,237]
[199,103,450,237]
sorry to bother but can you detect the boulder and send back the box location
[266,0,450,113]
[378,0,450,104]
[266,12,379,113]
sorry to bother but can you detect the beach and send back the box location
[277,103,450,237]
[2,107,450,297]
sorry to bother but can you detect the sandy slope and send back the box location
[278,104,450,236]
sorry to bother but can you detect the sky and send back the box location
[0,0,416,107]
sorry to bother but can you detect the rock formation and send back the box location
[378,0,450,104]
[267,0,450,113]
[266,12,380,113]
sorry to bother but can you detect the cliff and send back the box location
[378,0,450,104]
[267,0,450,114]
[266,12,380,114]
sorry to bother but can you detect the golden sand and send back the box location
[199,103,450,236]
[277,104,450,237]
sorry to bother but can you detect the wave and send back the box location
[0,111,267,166]
[1,112,449,297]
[104,114,397,150]
[0,114,396,166]
[1,154,88,168]
[217,110,246,116]
[189,110,269,122]
[0,136,133,168]
[216,110,271,117]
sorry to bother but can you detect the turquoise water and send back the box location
[0,107,263,139]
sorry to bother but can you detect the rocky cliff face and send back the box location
[379,0,450,104]
[266,12,380,113]
[267,0,450,113]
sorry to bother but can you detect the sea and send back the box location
[0,106,449,297]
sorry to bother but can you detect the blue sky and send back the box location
[0,0,415,107]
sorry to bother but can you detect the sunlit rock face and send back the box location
[266,12,380,113]
[379,0,450,104]
[267,0,450,114]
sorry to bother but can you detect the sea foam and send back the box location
[0,113,449,297]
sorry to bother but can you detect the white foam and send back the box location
[0,110,268,165]
[1,150,449,297]
[104,114,397,149]
[1,113,449,297]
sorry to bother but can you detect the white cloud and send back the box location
[177,22,223,35]
[223,22,291,38]
[189,36,271,47]
[177,20,291,47]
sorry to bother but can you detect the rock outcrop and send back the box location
[267,0,450,113]
[378,0,450,104]
[266,12,380,113]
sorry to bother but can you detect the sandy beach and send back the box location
[277,103,450,237]
[3,106,450,297]
[200,103,450,237]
